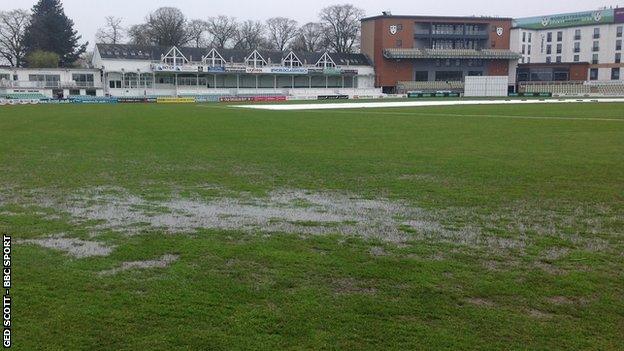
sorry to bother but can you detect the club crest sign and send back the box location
[593,11,603,22]
[496,27,504,36]
[389,25,398,35]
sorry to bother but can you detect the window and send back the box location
[397,24,403,31]
[414,71,428,81]
[522,32,526,42]
[593,28,600,39]
[557,31,563,41]
[527,57,531,63]
[592,54,599,64]
[528,33,532,42]
[109,80,122,89]
[617,40,622,51]
[522,44,526,54]
[612,68,620,80]
[593,41,600,52]
[315,52,336,68]
[521,57,525,63]
[574,29,581,40]
[282,52,302,67]
[546,56,552,63]
[574,55,580,62]
[556,43,562,54]
[527,45,531,55]
[547,32,552,42]
[616,53,621,64]
[72,73,94,87]
[546,44,552,55]
[590,68,599,80]
[556,56,562,63]
[245,50,267,68]
[202,49,226,66]
[574,42,581,53]
[617,26,623,38]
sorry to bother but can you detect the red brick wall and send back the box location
[361,17,514,87]
[570,64,589,80]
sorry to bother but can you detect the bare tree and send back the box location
[233,20,268,50]
[290,22,328,52]
[206,16,237,49]
[127,23,154,46]
[319,4,364,53]
[265,17,298,51]
[186,19,208,48]
[145,7,189,47]
[95,16,125,45]
[0,9,30,67]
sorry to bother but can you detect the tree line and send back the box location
[103,5,363,53]
[0,0,364,68]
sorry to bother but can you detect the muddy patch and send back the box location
[18,236,114,258]
[99,254,179,276]
[464,297,496,308]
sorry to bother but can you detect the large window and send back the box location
[547,32,552,42]
[72,73,94,87]
[592,54,599,64]
[574,29,581,40]
[546,44,552,55]
[617,40,622,51]
[616,53,622,64]
[557,31,563,41]
[593,28,600,39]
[574,42,581,53]
[589,68,598,80]
[617,26,623,38]
[28,74,60,87]
[593,41,600,52]
[434,71,463,81]
[556,43,562,54]
[612,68,620,80]
[414,71,428,81]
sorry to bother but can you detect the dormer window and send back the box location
[245,50,267,68]
[283,51,302,67]
[161,46,189,66]
[202,49,226,66]
[315,52,336,68]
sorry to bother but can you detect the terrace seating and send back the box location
[397,81,464,93]
[5,93,48,100]
[519,82,590,95]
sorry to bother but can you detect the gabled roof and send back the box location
[95,43,372,66]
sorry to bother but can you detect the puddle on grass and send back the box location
[99,254,179,276]
[18,236,114,258]
[49,187,461,243]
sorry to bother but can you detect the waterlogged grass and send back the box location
[1,102,623,350]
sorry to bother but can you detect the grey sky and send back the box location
[5,0,621,47]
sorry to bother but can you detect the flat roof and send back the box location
[361,14,512,22]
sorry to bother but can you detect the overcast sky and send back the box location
[6,0,621,46]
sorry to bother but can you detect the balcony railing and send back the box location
[0,81,100,89]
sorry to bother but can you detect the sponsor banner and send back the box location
[408,92,460,98]
[245,67,309,75]
[151,64,200,72]
[220,96,254,103]
[225,66,247,73]
[513,9,614,29]
[252,96,287,102]
[157,97,196,104]
[267,67,308,75]
[616,8,624,23]
[323,68,342,75]
[342,69,358,75]
[206,66,226,73]
[317,95,349,100]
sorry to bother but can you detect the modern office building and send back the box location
[511,8,624,82]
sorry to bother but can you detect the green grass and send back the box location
[1,102,623,350]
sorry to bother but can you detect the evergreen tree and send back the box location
[23,0,87,67]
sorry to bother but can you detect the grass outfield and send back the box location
[1,102,623,350]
